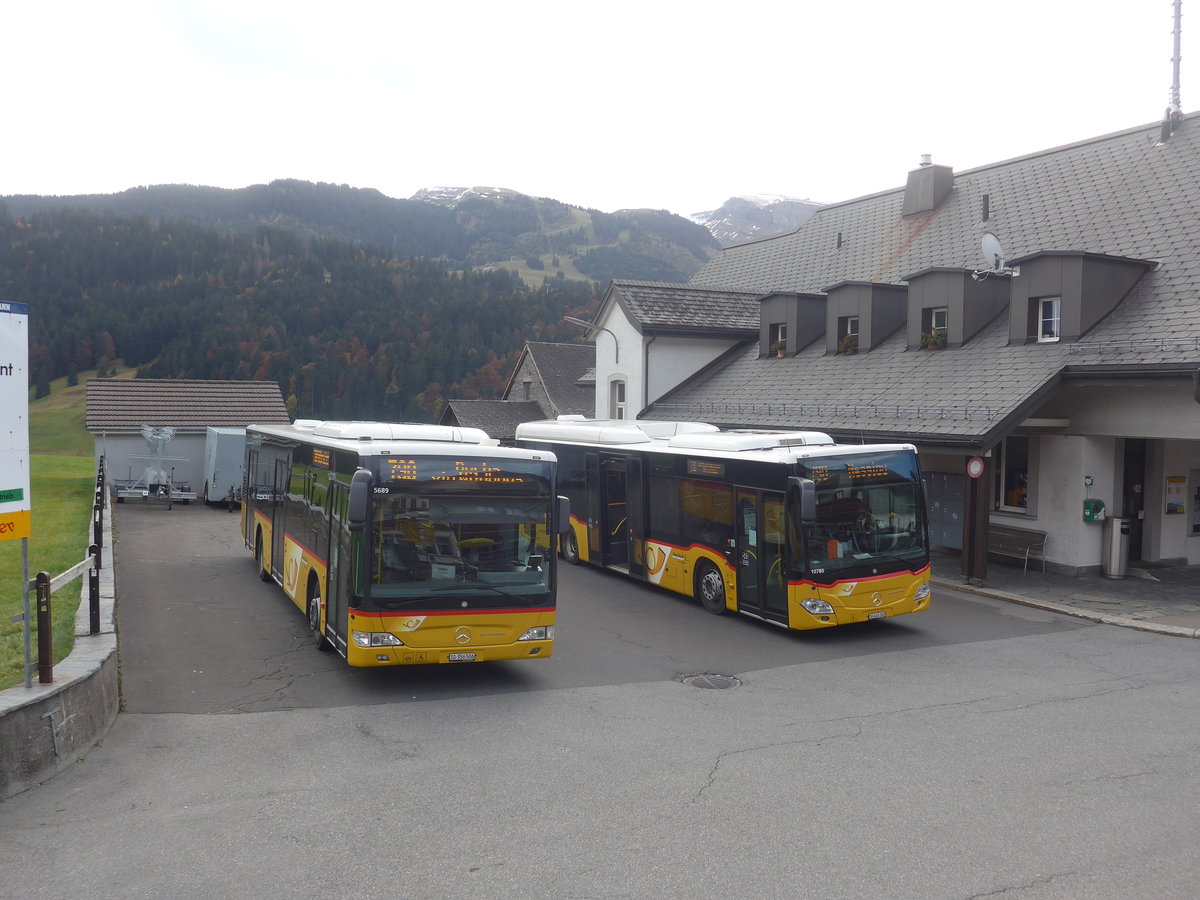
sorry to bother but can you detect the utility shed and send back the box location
[86,379,290,495]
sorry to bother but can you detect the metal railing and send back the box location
[18,457,106,688]
[1067,336,1200,354]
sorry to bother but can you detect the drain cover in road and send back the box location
[680,673,742,689]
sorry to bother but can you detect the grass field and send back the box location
[0,367,130,690]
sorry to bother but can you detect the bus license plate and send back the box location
[868,611,887,620]
[448,652,477,662]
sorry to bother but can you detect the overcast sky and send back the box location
[2,1,1185,216]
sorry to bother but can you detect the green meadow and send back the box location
[0,369,128,689]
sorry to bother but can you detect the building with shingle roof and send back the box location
[585,281,762,419]
[440,342,595,441]
[87,378,289,497]
[578,113,1200,576]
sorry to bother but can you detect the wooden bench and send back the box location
[988,523,1048,574]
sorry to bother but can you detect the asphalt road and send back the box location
[2,502,1199,899]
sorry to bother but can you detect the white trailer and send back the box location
[202,426,246,507]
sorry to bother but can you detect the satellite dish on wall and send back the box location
[981,232,1005,271]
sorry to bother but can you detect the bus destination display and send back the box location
[384,457,527,484]
[808,461,893,483]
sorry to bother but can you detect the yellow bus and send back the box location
[243,421,565,667]
[515,418,931,630]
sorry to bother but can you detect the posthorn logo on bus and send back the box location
[454,626,472,644]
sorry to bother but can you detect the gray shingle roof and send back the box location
[520,342,595,416]
[85,379,290,431]
[606,281,762,334]
[439,399,545,441]
[648,114,1200,448]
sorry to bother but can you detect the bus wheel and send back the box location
[308,583,331,652]
[695,561,727,615]
[255,532,270,582]
[562,529,581,564]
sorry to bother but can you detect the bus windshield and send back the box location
[367,490,553,608]
[797,450,927,577]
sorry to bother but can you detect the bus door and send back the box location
[602,456,629,572]
[324,481,351,656]
[270,458,290,582]
[734,489,789,622]
[585,452,601,563]
[244,447,259,546]
[625,456,644,580]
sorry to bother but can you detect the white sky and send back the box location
[2,1,1185,216]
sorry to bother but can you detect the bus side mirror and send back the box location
[557,495,571,534]
[788,477,817,524]
[348,469,372,532]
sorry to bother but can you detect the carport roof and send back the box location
[85,378,290,432]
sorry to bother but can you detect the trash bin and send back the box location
[1102,516,1129,579]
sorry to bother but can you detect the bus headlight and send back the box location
[352,630,405,648]
[517,626,554,641]
[915,582,931,601]
[800,598,836,616]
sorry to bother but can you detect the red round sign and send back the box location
[966,456,985,479]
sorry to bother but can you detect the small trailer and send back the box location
[113,426,196,508]
[202,426,246,508]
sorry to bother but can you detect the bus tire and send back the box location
[255,532,271,582]
[562,529,581,564]
[695,560,727,615]
[308,581,331,652]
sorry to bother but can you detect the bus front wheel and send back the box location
[562,529,581,564]
[695,561,727,615]
[308,582,331,652]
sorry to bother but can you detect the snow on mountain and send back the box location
[691,195,824,247]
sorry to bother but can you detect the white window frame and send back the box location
[930,307,948,333]
[769,322,787,354]
[1037,297,1061,343]
[610,380,626,420]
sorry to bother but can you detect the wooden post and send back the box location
[962,456,991,584]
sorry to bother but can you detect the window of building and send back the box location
[522,380,532,401]
[920,307,949,349]
[768,322,787,355]
[1037,297,1061,343]
[995,436,1030,512]
[610,380,626,420]
[837,316,859,353]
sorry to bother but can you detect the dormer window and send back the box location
[837,316,859,354]
[768,322,787,356]
[1037,297,1061,343]
[919,306,949,349]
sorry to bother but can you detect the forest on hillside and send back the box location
[4,179,719,280]
[0,204,600,421]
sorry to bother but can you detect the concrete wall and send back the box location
[1032,434,1117,574]
[0,500,117,800]
[645,336,740,411]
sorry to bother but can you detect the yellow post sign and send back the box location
[0,301,31,541]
